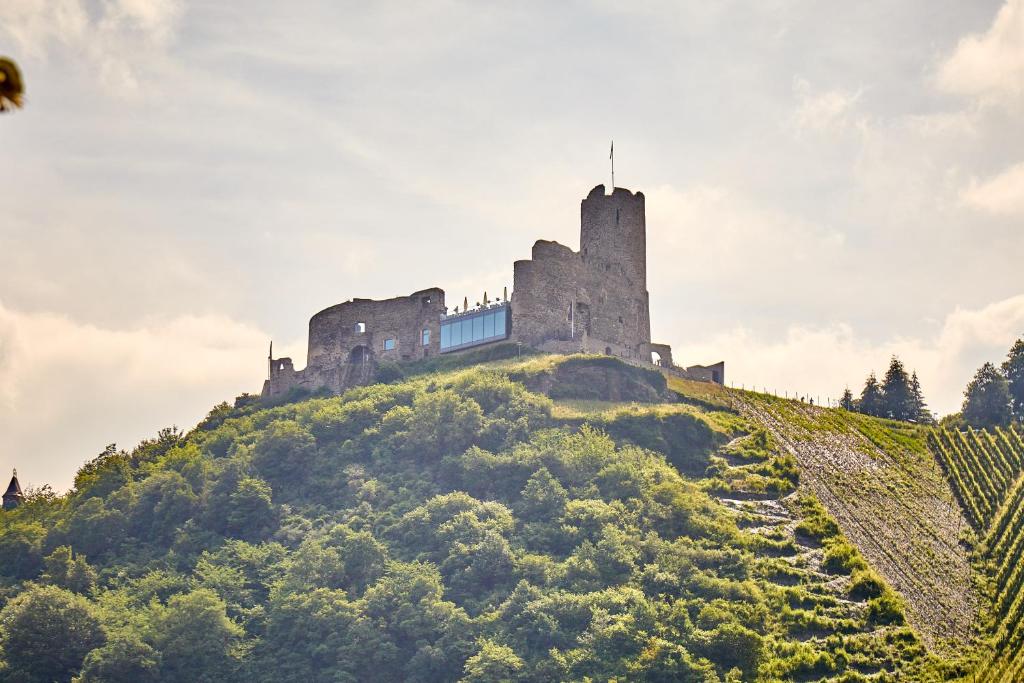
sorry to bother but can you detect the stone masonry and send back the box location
[262,185,724,399]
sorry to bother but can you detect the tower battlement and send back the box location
[581,185,647,292]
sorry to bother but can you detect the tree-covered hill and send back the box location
[0,353,998,681]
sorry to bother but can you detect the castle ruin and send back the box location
[262,184,723,399]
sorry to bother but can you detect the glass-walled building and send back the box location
[440,303,510,353]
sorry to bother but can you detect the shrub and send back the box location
[866,591,905,625]
[849,568,886,601]
[822,540,867,574]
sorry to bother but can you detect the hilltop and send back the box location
[0,351,1021,681]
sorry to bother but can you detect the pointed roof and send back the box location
[3,470,22,499]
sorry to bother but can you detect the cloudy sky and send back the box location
[2,0,1023,490]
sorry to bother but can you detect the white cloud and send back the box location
[0,301,302,491]
[0,0,182,95]
[672,294,1024,415]
[960,161,1024,215]
[791,78,864,134]
[645,184,845,288]
[937,0,1024,104]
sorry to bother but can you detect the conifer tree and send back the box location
[859,373,884,417]
[1002,338,1024,421]
[839,388,855,411]
[881,357,913,421]
[963,362,1012,429]
[909,371,931,424]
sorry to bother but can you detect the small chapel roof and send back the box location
[4,471,23,498]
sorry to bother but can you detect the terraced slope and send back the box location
[696,387,980,657]
[552,392,931,680]
[712,442,929,681]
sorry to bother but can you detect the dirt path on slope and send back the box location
[735,397,979,655]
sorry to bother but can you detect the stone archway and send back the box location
[349,345,372,364]
[344,345,374,386]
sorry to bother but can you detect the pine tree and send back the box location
[881,357,913,421]
[909,371,932,424]
[963,362,1012,429]
[839,388,855,411]
[1002,338,1024,421]
[859,373,884,417]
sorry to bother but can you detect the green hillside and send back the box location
[0,353,1012,681]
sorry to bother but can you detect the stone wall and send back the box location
[261,184,725,400]
[263,288,445,398]
[509,185,660,364]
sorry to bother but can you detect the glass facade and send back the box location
[440,304,509,353]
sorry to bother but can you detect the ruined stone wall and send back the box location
[509,185,655,362]
[676,361,725,385]
[263,288,445,398]
[260,183,725,400]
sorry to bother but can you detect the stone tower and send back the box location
[580,185,647,294]
[579,185,651,348]
[509,185,654,359]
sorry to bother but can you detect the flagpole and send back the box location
[610,140,615,189]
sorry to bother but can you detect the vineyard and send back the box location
[926,426,1024,529]
[925,424,1024,681]
[975,471,1024,682]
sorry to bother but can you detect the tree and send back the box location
[129,470,198,543]
[41,546,97,594]
[518,468,567,520]
[1003,338,1024,420]
[881,357,913,421]
[260,588,364,681]
[60,497,128,558]
[224,477,277,541]
[360,562,473,681]
[77,635,161,683]
[839,388,855,411]
[963,362,1012,429]
[147,589,244,682]
[0,521,46,579]
[0,58,25,112]
[251,420,317,491]
[0,584,106,682]
[461,639,524,682]
[73,444,131,500]
[909,371,932,424]
[382,390,483,461]
[859,373,884,417]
